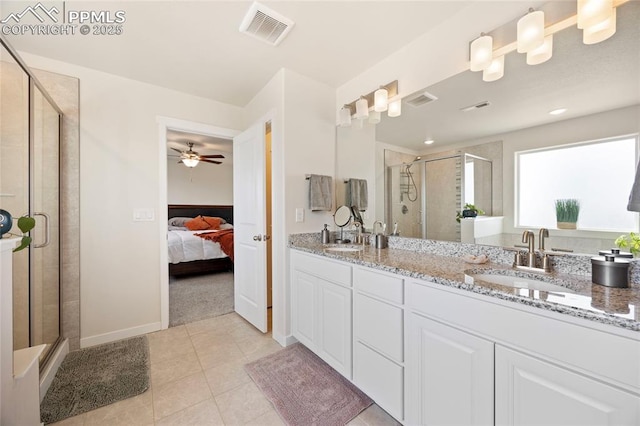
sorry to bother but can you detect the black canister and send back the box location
[598,248,633,258]
[591,254,630,288]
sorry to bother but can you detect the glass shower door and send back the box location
[31,86,61,362]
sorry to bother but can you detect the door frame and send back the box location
[157,116,240,329]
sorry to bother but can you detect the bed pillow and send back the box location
[219,223,233,230]
[168,217,193,227]
[202,216,222,229]
[185,216,211,231]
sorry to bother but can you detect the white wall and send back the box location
[167,160,233,205]
[18,52,243,347]
[243,68,336,345]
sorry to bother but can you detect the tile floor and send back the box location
[50,312,399,425]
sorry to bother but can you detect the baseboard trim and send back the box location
[40,338,69,402]
[273,333,298,347]
[80,322,162,348]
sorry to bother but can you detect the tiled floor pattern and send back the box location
[50,313,399,426]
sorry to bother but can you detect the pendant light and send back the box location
[583,7,616,44]
[374,87,388,112]
[470,34,493,71]
[517,9,545,53]
[339,105,352,127]
[482,56,504,82]
[388,99,402,117]
[355,96,369,120]
[526,35,553,65]
[577,0,613,29]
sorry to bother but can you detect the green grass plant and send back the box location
[555,199,580,223]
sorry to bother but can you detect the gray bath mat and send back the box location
[245,343,372,425]
[40,335,150,424]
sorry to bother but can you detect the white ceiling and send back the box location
[3,0,470,107]
[375,1,640,149]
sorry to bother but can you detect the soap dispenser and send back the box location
[321,224,330,244]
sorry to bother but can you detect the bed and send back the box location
[168,204,234,276]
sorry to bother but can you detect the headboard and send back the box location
[168,204,234,225]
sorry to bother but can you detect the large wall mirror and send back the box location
[336,1,640,255]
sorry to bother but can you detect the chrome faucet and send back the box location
[522,230,536,268]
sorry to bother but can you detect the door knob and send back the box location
[253,235,262,241]
[263,235,271,240]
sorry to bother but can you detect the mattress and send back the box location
[167,228,228,264]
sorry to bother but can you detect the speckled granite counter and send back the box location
[289,233,640,332]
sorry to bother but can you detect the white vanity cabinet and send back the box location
[406,312,494,425]
[352,267,405,421]
[290,251,352,378]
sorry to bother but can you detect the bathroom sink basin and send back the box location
[465,273,575,293]
[323,245,363,253]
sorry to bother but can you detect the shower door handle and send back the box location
[33,212,50,248]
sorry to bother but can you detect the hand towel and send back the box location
[309,174,333,211]
[628,161,640,211]
[346,178,368,211]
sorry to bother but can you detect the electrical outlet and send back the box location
[295,208,304,223]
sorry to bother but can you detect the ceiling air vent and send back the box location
[405,91,438,108]
[239,2,294,46]
[460,101,491,112]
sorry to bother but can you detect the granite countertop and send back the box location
[289,235,640,333]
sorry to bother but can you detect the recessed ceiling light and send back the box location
[424,139,435,145]
[549,108,567,115]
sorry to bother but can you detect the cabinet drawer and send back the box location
[355,293,403,363]
[354,267,403,304]
[354,342,404,422]
[291,251,352,287]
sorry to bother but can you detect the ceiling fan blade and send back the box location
[200,159,222,165]
[170,147,183,154]
[199,154,225,159]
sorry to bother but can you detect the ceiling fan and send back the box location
[170,142,224,167]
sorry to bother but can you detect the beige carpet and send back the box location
[169,271,234,326]
[245,343,372,425]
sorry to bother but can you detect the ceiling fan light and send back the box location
[517,10,545,53]
[583,7,616,44]
[339,105,352,127]
[577,0,613,29]
[355,97,369,120]
[374,87,388,112]
[182,158,199,168]
[388,99,402,117]
[470,34,493,72]
[482,55,505,82]
[526,34,553,65]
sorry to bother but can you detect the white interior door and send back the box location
[233,121,267,332]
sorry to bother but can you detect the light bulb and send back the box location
[355,97,369,120]
[388,100,402,117]
[374,87,388,112]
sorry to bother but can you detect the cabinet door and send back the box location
[291,270,316,349]
[407,312,494,426]
[496,346,640,426]
[317,279,352,378]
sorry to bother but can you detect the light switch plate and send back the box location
[133,208,155,222]
[295,208,304,223]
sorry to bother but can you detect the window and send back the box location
[516,135,639,232]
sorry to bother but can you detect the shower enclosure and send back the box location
[386,153,492,241]
[0,39,62,367]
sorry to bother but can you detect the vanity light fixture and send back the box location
[470,34,493,72]
[577,0,613,29]
[526,34,553,65]
[374,87,389,112]
[517,9,545,53]
[339,105,352,127]
[583,7,616,44]
[355,96,369,120]
[549,108,567,115]
[388,99,402,118]
[368,110,381,124]
[482,55,505,82]
[181,158,199,168]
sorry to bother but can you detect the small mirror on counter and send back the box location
[334,205,352,243]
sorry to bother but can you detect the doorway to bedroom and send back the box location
[166,129,236,327]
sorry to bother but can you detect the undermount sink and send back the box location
[323,245,363,253]
[465,272,575,293]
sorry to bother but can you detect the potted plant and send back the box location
[614,232,640,257]
[456,203,485,223]
[0,209,35,252]
[555,199,580,229]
